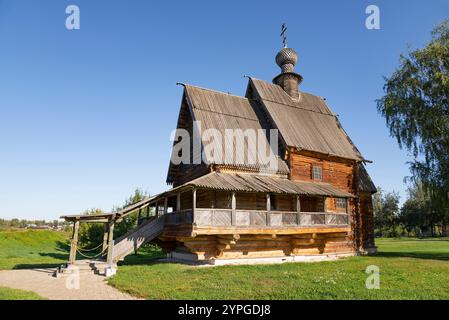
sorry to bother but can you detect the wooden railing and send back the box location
[165,208,349,228]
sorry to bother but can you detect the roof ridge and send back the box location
[184,83,248,101]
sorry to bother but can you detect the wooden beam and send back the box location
[231,192,236,226]
[137,208,142,225]
[69,220,80,264]
[176,193,181,211]
[266,194,271,226]
[192,188,197,223]
[102,223,109,253]
[296,195,301,225]
[193,226,351,235]
[106,220,115,266]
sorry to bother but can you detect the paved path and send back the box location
[0,268,139,300]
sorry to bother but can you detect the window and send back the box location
[336,198,347,210]
[312,166,322,181]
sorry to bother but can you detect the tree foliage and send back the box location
[377,20,449,227]
[373,187,400,237]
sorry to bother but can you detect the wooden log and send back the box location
[102,223,109,253]
[106,221,115,265]
[193,226,350,235]
[69,220,80,264]
[231,192,236,226]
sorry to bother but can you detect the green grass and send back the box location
[0,287,45,300]
[0,229,69,270]
[0,229,448,299]
[108,238,449,300]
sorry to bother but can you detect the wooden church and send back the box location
[62,30,377,267]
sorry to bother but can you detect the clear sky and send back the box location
[0,0,447,220]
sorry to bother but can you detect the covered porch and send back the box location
[152,172,354,231]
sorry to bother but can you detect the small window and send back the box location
[312,166,322,181]
[336,198,347,210]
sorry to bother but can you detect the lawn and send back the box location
[0,229,448,300]
[0,287,45,300]
[108,238,449,300]
[0,229,69,270]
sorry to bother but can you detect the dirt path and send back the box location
[0,268,139,300]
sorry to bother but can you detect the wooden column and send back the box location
[192,188,197,223]
[231,192,236,226]
[146,205,150,218]
[164,197,168,215]
[137,208,142,225]
[176,193,181,212]
[296,195,301,225]
[69,220,80,264]
[106,220,115,266]
[266,194,271,226]
[102,223,109,253]
[346,198,351,225]
[155,203,159,218]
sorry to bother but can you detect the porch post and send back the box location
[102,222,109,253]
[346,198,351,225]
[137,208,142,225]
[176,193,181,212]
[106,220,115,266]
[296,195,301,225]
[164,197,168,215]
[146,204,151,218]
[266,194,271,226]
[192,188,197,223]
[231,192,236,226]
[69,220,80,265]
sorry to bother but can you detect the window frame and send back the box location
[312,165,323,181]
[336,198,347,210]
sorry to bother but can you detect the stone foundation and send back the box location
[166,251,356,266]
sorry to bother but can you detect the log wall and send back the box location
[172,232,354,261]
[289,151,355,193]
[359,191,376,249]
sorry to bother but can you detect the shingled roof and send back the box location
[181,84,290,174]
[358,164,377,193]
[247,77,365,161]
[183,172,355,198]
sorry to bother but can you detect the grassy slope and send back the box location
[0,229,69,270]
[0,287,45,300]
[108,238,449,300]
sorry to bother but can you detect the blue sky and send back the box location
[0,0,447,220]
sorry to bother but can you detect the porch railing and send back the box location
[164,208,349,228]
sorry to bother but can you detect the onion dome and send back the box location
[275,48,298,73]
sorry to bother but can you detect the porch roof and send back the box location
[60,195,157,222]
[180,172,355,198]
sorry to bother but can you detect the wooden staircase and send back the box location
[111,216,165,262]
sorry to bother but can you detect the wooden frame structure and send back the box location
[61,40,378,266]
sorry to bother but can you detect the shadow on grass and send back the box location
[12,262,65,270]
[377,251,449,261]
[10,241,70,270]
[118,246,165,266]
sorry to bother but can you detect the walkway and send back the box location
[0,268,139,300]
